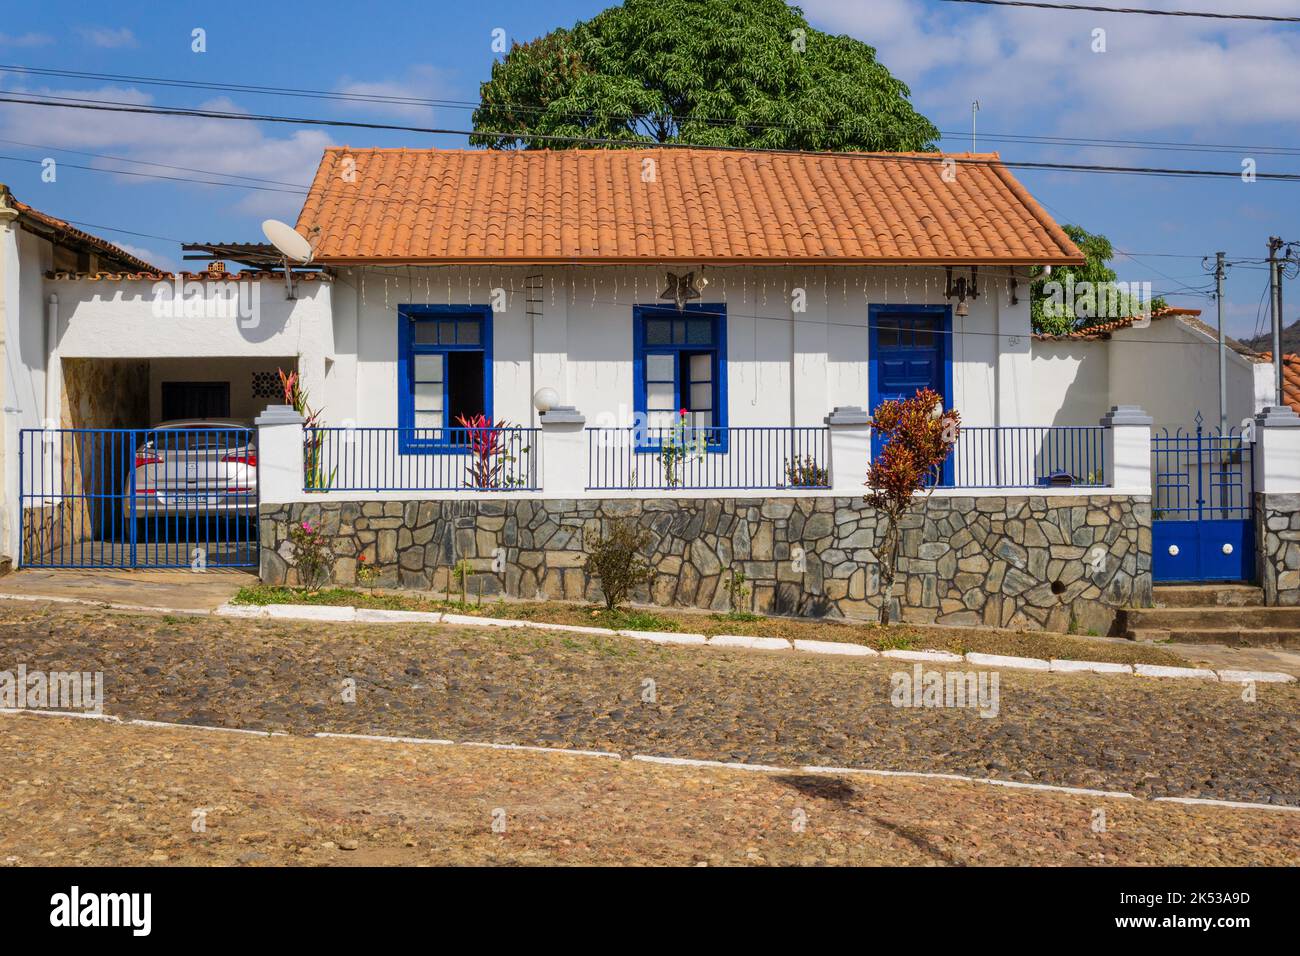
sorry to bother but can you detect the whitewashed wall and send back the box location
[0,225,54,561]
[1030,316,1269,432]
[336,263,1034,431]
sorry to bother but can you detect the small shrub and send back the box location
[356,553,377,587]
[785,455,829,488]
[585,519,653,610]
[289,520,331,591]
[724,568,750,614]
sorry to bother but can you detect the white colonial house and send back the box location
[11,148,1300,629]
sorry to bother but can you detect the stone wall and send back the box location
[260,494,1151,635]
[1257,493,1300,606]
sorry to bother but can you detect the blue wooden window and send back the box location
[632,304,727,450]
[397,305,492,452]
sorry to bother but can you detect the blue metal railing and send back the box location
[586,426,829,490]
[939,425,1107,489]
[18,427,257,569]
[305,426,538,492]
[1152,419,1252,521]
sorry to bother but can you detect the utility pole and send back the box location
[1214,251,1227,435]
[971,101,980,152]
[1269,236,1285,407]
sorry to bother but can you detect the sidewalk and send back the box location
[0,568,256,612]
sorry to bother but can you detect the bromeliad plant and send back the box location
[456,413,529,489]
[281,368,331,490]
[866,388,960,625]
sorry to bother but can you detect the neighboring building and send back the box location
[0,185,161,569]
[1031,307,1276,434]
[1256,351,1300,416]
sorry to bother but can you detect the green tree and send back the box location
[471,0,939,152]
[1031,224,1166,336]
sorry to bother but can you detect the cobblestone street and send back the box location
[2,601,1297,808]
[2,713,1295,866]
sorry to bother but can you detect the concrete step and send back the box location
[1153,584,1264,608]
[1129,627,1300,648]
[1124,605,1300,631]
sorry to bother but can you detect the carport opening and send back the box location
[21,356,291,568]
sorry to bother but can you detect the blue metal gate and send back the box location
[18,427,258,569]
[1152,414,1255,583]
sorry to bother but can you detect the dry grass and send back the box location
[234,584,1186,666]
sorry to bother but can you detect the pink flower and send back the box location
[301,520,313,532]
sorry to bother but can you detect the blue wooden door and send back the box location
[869,306,951,477]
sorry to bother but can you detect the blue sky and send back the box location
[0,0,1296,339]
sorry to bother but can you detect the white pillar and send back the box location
[825,406,872,493]
[1100,405,1153,494]
[539,405,586,495]
[1254,405,1300,494]
[255,404,305,505]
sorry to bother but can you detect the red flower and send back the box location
[679,408,688,417]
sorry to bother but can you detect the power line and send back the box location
[938,0,1300,21]
[2,92,1298,184]
[0,137,307,188]
[5,63,1300,158]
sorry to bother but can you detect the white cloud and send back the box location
[77,27,138,49]
[332,65,451,121]
[801,0,1300,137]
[112,241,177,272]
[0,32,54,48]
[0,84,331,218]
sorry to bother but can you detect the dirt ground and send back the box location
[1,714,1295,867]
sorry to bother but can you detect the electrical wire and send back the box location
[938,0,1300,21]
[1,92,1298,183]
[4,63,1299,159]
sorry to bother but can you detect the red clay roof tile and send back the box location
[295,147,1084,265]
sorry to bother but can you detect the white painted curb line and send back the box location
[633,755,786,773]
[881,649,963,663]
[1153,796,1300,813]
[966,653,1051,671]
[354,608,444,624]
[709,634,793,651]
[1134,664,1220,681]
[5,709,1293,815]
[1050,659,1133,674]
[617,629,707,645]
[195,604,1300,686]
[314,731,454,746]
[1216,669,1296,684]
[793,639,878,656]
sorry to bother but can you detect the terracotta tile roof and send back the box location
[1033,306,1202,341]
[45,270,329,282]
[1257,352,1300,414]
[1,185,161,273]
[295,147,1085,266]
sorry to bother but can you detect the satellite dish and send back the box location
[261,219,313,263]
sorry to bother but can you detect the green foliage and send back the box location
[724,567,751,614]
[288,519,331,592]
[1031,224,1167,336]
[471,0,939,152]
[585,519,654,610]
[785,454,829,487]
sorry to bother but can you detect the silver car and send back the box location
[124,420,257,520]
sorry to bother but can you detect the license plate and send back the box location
[171,494,217,507]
